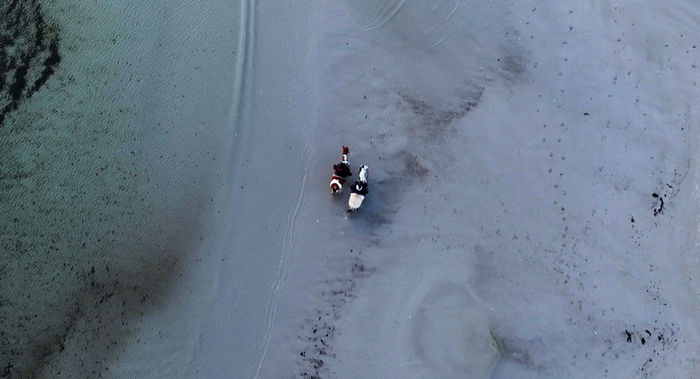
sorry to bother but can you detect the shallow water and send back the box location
[1,1,245,376]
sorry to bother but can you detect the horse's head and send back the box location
[358,165,369,183]
[330,177,343,194]
[341,146,350,164]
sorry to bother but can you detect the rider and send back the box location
[333,146,352,178]
[350,166,368,196]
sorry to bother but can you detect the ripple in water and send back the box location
[341,0,408,30]
[342,0,464,55]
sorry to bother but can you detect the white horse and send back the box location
[347,165,369,212]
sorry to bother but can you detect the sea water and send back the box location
[1,1,246,376]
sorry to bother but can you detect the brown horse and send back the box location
[330,146,352,194]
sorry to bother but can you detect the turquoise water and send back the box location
[0,1,246,376]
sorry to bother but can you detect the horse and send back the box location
[330,146,352,194]
[347,165,369,212]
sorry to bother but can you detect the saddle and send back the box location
[333,163,352,179]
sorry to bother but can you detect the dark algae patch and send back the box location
[298,254,375,378]
[651,193,664,216]
[0,0,60,126]
[0,2,205,376]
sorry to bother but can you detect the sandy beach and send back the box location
[1,0,699,378]
[253,1,700,377]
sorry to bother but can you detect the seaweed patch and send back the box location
[298,255,374,378]
[651,193,664,216]
[0,1,61,126]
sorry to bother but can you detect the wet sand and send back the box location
[255,1,700,378]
